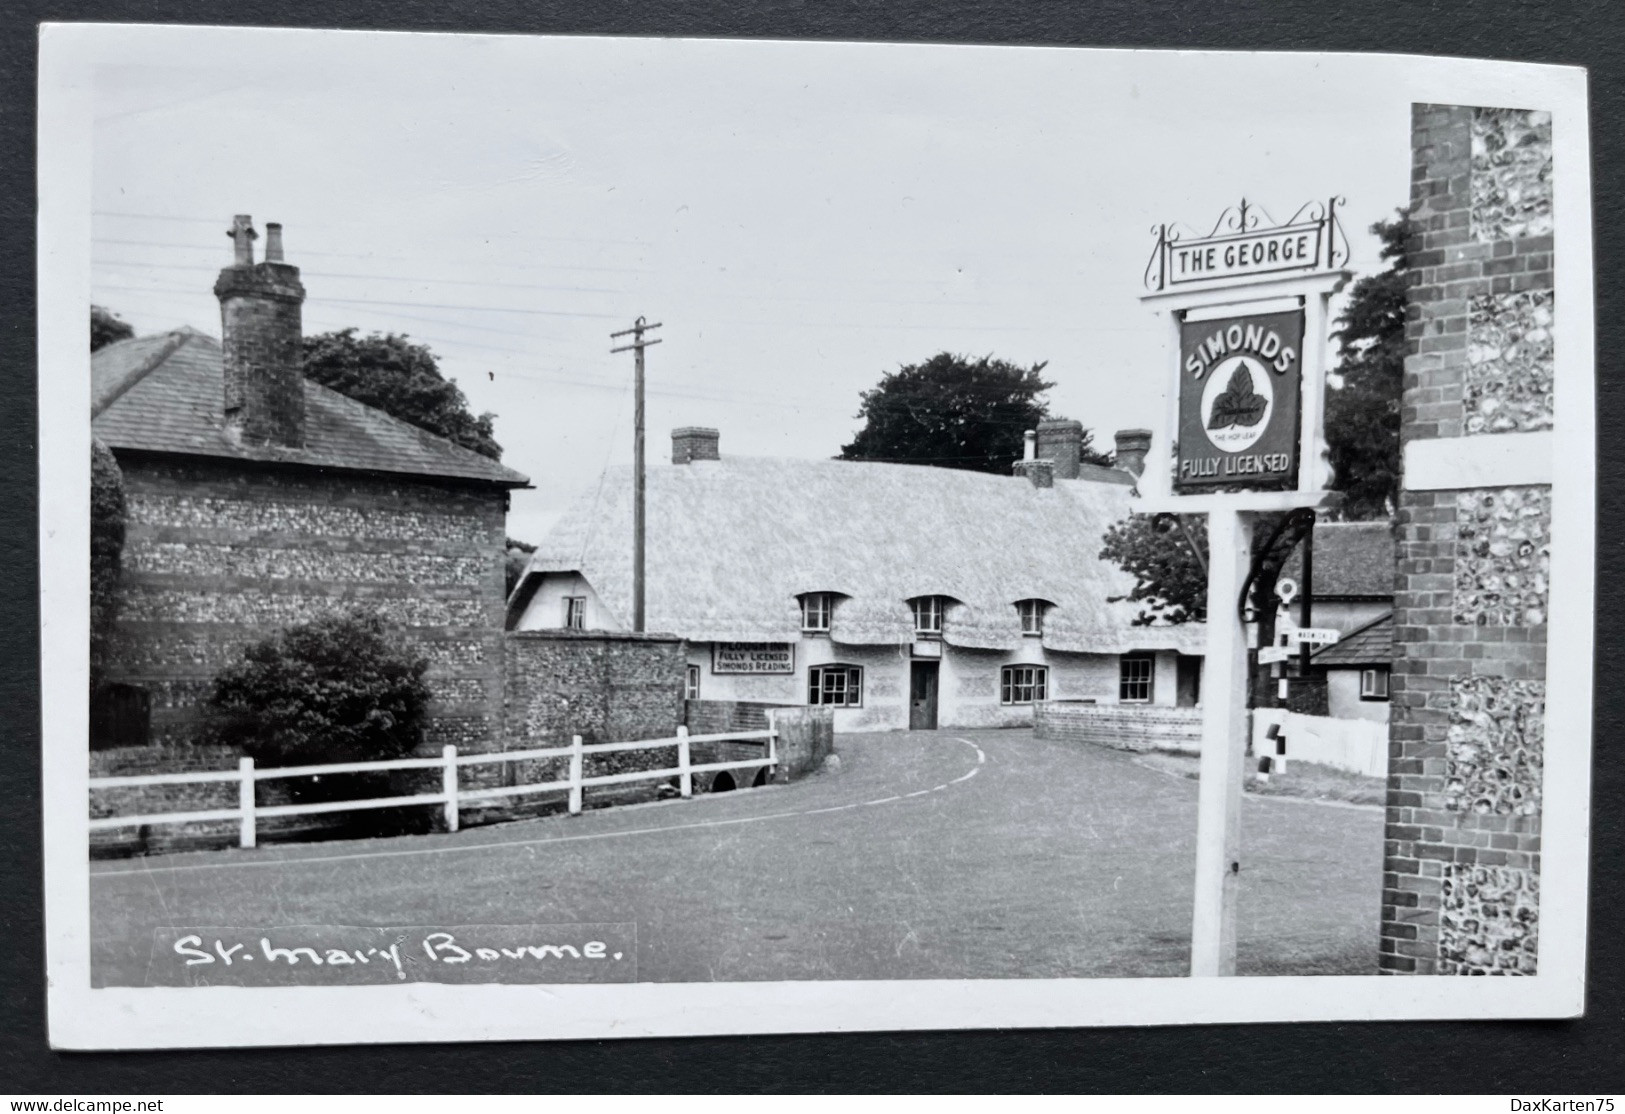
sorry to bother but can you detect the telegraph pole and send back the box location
[610,317,662,632]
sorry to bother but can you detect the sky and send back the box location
[90,33,1417,542]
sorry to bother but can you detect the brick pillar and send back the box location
[1381,105,1553,975]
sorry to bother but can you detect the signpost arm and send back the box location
[1190,507,1252,976]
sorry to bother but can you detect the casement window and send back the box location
[1000,664,1048,705]
[801,593,833,633]
[684,665,701,701]
[1119,655,1155,703]
[808,664,863,707]
[1360,668,1390,701]
[1016,599,1046,636]
[564,596,586,630]
[910,596,945,636]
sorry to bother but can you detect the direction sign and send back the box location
[1257,646,1294,664]
[1287,627,1341,646]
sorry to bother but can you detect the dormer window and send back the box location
[800,593,833,633]
[1016,599,1047,636]
[910,596,945,636]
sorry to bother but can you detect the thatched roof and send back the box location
[515,455,1203,655]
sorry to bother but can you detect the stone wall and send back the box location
[103,455,510,753]
[1032,701,1202,754]
[1381,104,1553,975]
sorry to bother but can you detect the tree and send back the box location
[839,352,1110,474]
[302,329,503,460]
[1099,513,1209,625]
[1325,213,1412,519]
[90,439,126,692]
[91,305,134,351]
[505,537,535,598]
[205,611,432,769]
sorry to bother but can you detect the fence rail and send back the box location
[89,725,778,849]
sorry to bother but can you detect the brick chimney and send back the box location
[214,215,307,448]
[1012,430,1053,488]
[1035,418,1084,480]
[1114,428,1153,478]
[672,427,720,464]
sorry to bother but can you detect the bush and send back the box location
[206,611,431,768]
[90,439,126,694]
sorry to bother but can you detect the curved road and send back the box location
[91,729,1382,984]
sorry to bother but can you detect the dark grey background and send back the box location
[2,0,1621,1094]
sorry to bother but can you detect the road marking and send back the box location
[91,735,994,878]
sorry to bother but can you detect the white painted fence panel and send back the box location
[1251,709,1388,778]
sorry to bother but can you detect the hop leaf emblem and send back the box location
[1207,361,1268,430]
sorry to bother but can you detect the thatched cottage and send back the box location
[506,425,1204,732]
[92,216,530,752]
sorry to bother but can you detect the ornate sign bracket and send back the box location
[1143,197,1351,295]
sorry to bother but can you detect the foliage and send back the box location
[90,305,134,351]
[89,439,126,691]
[205,611,431,770]
[1325,213,1412,520]
[1099,514,1210,625]
[839,352,1110,474]
[505,536,535,598]
[302,329,503,460]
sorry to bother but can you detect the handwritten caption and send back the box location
[143,924,637,986]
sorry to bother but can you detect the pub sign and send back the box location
[1175,308,1304,492]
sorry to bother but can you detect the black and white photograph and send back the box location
[36,25,1596,1048]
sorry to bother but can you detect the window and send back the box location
[1360,668,1390,701]
[1119,655,1155,703]
[564,596,586,630]
[801,593,833,633]
[1000,664,1048,705]
[684,665,701,701]
[809,664,863,707]
[1016,599,1046,636]
[910,596,944,636]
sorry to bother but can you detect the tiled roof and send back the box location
[512,455,1204,655]
[1311,611,1393,667]
[91,330,529,488]
[1280,521,1396,599]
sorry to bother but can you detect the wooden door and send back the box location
[909,661,939,730]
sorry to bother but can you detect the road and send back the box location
[90,728,1383,984]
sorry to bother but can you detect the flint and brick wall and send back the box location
[1033,702,1202,754]
[1381,104,1552,975]
[104,455,511,753]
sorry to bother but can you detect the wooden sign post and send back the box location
[1136,199,1352,976]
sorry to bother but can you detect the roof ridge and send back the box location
[90,330,198,419]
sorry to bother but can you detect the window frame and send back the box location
[1000,664,1049,705]
[1360,667,1390,701]
[910,595,945,637]
[1119,654,1155,703]
[684,664,701,701]
[563,595,587,630]
[808,663,864,707]
[1016,599,1046,636]
[800,592,833,633]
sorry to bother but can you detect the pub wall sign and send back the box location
[712,642,795,674]
[1175,308,1304,492]
[1144,197,1349,293]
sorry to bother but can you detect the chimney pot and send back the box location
[227,214,257,267]
[265,222,285,262]
[1022,430,1036,462]
[1035,418,1084,480]
[672,427,720,464]
[1114,428,1154,479]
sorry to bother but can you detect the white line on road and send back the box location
[91,736,993,878]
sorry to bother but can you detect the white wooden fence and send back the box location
[88,725,778,849]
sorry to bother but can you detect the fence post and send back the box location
[442,744,459,833]
[238,756,256,849]
[568,734,584,815]
[766,709,778,768]
[677,725,692,799]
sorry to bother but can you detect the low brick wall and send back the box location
[1033,701,1201,754]
[770,706,836,781]
[684,699,789,734]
